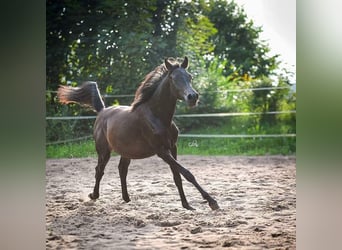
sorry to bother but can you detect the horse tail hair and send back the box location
[57,81,105,113]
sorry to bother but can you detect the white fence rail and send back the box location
[178,134,296,138]
[46,110,296,120]
[46,85,294,97]
[46,110,296,145]
[46,86,296,145]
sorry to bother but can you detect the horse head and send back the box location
[164,56,199,107]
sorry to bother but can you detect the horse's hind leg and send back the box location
[118,157,131,202]
[89,144,111,200]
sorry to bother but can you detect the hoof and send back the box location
[88,193,99,200]
[123,196,131,203]
[183,203,196,210]
[209,200,220,210]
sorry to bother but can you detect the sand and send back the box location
[46,155,296,249]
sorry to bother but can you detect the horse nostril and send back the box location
[187,93,198,100]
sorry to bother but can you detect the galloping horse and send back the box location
[57,57,219,210]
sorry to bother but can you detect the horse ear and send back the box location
[181,56,189,69]
[164,58,173,71]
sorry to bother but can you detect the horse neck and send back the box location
[147,76,177,127]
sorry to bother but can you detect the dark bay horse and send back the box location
[57,57,219,210]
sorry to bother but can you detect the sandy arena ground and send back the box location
[46,155,296,249]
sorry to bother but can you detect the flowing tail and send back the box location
[57,81,105,113]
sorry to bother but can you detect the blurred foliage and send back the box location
[46,0,295,147]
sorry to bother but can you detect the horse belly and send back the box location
[120,142,155,159]
[110,135,155,159]
[106,122,156,159]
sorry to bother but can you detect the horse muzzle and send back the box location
[184,92,199,107]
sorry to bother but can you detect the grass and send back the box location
[178,137,295,156]
[47,140,97,158]
[46,136,295,159]
[46,120,296,158]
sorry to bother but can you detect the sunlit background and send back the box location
[236,0,296,80]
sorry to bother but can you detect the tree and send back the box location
[205,0,279,78]
[46,0,295,144]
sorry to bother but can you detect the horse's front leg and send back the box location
[158,150,194,210]
[178,163,220,210]
[157,150,219,210]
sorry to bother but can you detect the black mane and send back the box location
[131,58,180,110]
